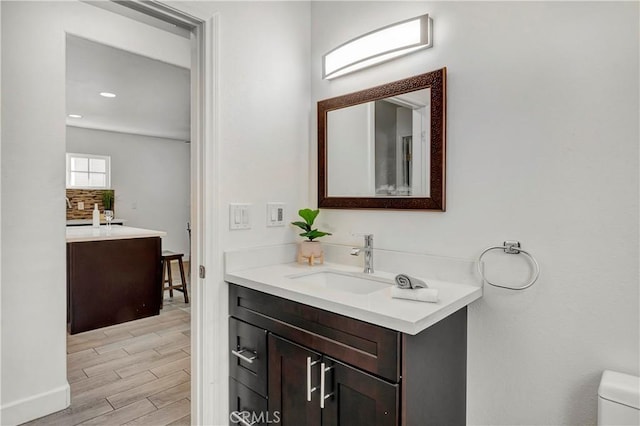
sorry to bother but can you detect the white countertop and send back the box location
[66,225,166,242]
[225,261,482,335]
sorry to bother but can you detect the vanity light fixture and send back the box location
[323,13,432,80]
[68,114,83,119]
[99,92,116,98]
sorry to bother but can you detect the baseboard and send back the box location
[0,382,70,426]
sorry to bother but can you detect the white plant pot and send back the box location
[297,241,324,265]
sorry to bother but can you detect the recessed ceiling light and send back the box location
[100,92,116,98]
[68,114,83,118]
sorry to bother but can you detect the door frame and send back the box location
[109,2,222,424]
[188,10,221,426]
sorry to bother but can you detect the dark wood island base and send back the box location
[67,236,162,334]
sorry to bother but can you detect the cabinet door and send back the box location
[268,335,322,426]
[321,357,398,426]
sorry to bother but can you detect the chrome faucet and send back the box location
[65,197,72,209]
[351,234,374,274]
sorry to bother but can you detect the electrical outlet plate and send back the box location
[229,203,251,230]
[267,203,285,227]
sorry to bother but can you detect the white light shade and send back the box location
[99,92,116,98]
[323,14,432,80]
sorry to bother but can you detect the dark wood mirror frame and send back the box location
[318,68,446,210]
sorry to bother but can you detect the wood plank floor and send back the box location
[25,292,191,425]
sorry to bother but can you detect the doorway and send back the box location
[58,3,217,425]
[61,32,193,424]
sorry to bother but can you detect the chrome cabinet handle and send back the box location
[320,362,334,409]
[229,411,256,426]
[231,348,257,364]
[306,356,319,401]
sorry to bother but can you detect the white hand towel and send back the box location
[391,287,439,303]
[394,274,428,289]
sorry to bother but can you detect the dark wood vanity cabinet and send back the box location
[228,284,467,426]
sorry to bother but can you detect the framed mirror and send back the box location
[318,68,446,210]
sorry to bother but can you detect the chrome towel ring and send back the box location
[477,241,540,290]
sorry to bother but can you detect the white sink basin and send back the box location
[288,270,391,295]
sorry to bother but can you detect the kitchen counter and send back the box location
[66,218,126,226]
[66,225,166,243]
[225,261,482,335]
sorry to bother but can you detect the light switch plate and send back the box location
[229,203,251,230]
[267,203,286,227]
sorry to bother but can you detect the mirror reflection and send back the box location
[327,88,430,197]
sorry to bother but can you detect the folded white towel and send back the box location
[394,273,428,289]
[391,287,439,303]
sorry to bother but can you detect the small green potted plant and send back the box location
[102,189,114,211]
[101,190,115,224]
[291,208,331,265]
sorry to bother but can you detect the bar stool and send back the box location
[161,250,189,307]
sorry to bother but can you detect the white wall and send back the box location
[0,2,189,424]
[67,127,190,256]
[311,2,638,425]
[208,1,311,252]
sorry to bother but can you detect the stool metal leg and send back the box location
[178,258,189,303]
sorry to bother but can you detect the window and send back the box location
[66,153,111,189]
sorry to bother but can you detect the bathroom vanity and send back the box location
[229,284,467,425]
[66,225,166,334]
[225,247,482,426]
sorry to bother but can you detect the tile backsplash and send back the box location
[66,189,115,220]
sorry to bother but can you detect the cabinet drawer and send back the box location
[229,284,400,382]
[229,378,272,426]
[229,317,268,396]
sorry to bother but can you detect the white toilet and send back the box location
[598,370,640,425]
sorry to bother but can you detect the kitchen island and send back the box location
[66,226,166,334]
